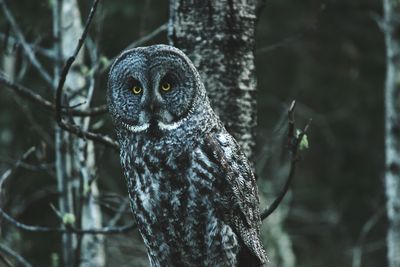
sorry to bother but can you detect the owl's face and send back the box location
[107,45,200,136]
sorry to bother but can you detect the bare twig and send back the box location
[0,75,54,110]
[104,23,168,71]
[0,206,136,234]
[0,243,33,267]
[107,198,130,227]
[352,207,385,267]
[0,32,55,59]
[0,0,53,86]
[257,35,302,54]
[122,23,167,54]
[0,253,13,267]
[0,71,108,116]
[261,101,311,220]
[0,146,36,192]
[54,119,119,150]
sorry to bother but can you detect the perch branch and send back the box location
[261,101,311,220]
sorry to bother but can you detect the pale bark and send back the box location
[383,1,400,266]
[61,1,105,266]
[169,1,295,266]
[54,0,105,266]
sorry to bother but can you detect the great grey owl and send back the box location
[107,44,267,266]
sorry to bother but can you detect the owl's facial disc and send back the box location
[108,46,198,136]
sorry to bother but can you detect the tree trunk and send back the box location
[383,1,400,266]
[168,0,257,159]
[53,0,105,266]
[168,1,295,266]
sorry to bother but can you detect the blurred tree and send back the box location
[383,0,400,266]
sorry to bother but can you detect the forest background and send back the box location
[0,0,387,267]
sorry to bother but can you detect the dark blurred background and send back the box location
[0,0,386,266]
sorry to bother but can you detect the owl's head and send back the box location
[107,45,206,137]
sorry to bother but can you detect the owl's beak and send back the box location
[148,103,158,113]
[145,98,161,115]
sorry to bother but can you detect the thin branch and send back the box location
[124,23,167,52]
[0,206,136,234]
[0,243,33,267]
[104,23,168,71]
[0,146,36,192]
[54,120,119,150]
[257,35,302,54]
[106,198,131,227]
[0,32,55,59]
[0,0,53,86]
[54,0,119,151]
[0,75,54,110]
[261,101,311,220]
[0,73,108,116]
[352,207,385,267]
[0,253,13,267]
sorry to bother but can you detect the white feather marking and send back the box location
[121,121,150,132]
[158,119,184,131]
[158,106,196,131]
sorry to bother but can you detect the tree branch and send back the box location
[0,243,33,267]
[261,101,311,220]
[0,206,136,235]
[124,22,168,52]
[0,32,55,60]
[0,0,53,86]
[0,146,36,192]
[103,23,168,71]
[0,75,108,116]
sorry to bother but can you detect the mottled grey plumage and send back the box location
[107,44,267,266]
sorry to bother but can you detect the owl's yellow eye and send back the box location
[131,86,142,95]
[161,82,172,92]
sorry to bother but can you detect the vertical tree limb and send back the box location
[383,1,400,266]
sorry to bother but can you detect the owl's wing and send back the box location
[203,130,267,264]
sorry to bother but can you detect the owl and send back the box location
[107,44,267,267]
